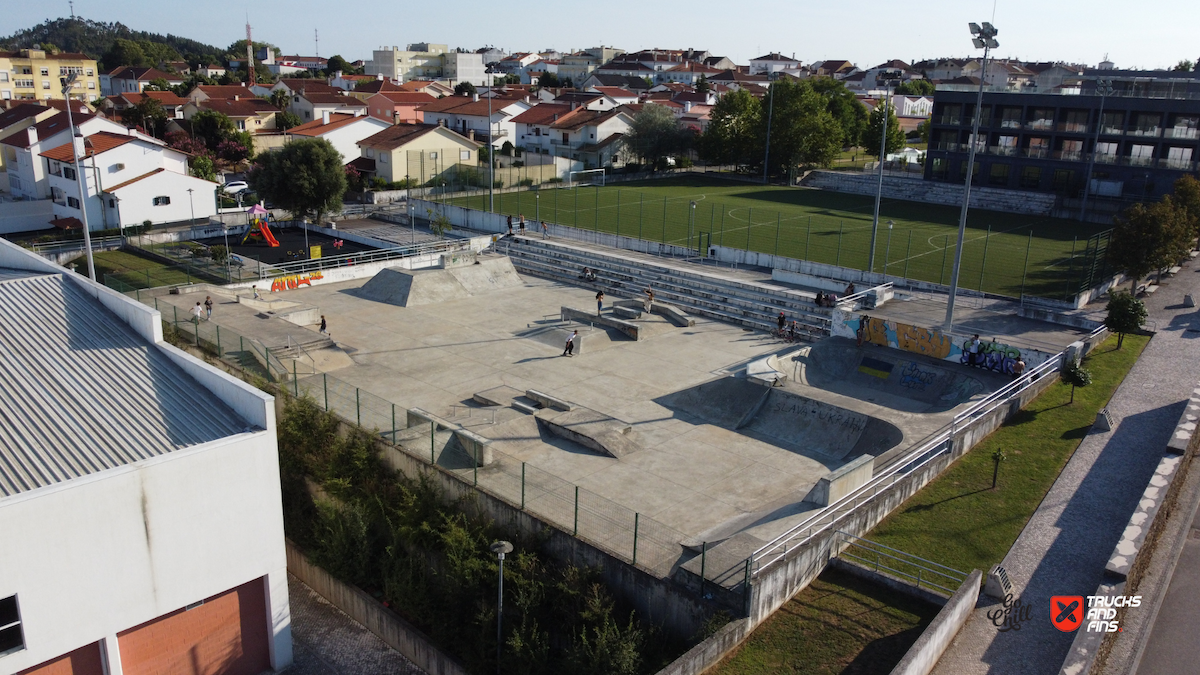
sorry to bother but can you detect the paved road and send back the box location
[1134,505,1200,674]
[931,262,1200,675]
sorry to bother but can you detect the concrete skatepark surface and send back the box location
[356,255,522,306]
[255,258,1020,579]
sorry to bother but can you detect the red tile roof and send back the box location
[353,80,405,94]
[370,92,438,104]
[347,156,376,172]
[198,98,279,117]
[193,85,254,99]
[278,79,340,94]
[358,123,476,150]
[666,62,722,74]
[300,92,367,106]
[592,87,637,98]
[289,113,379,136]
[418,96,524,117]
[40,131,137,163]
[1,111,97,149]
[511,104,573,125]
[49,217,83,230]
[122,90,187,107]
[0,103,52,131]
[110,66,179,82]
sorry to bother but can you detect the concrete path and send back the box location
[931,262,1200,675]
[287,574,425,675]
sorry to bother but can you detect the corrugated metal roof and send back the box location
[0,269,250,498]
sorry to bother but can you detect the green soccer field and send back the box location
[447,175,1112,300]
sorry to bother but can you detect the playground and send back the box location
[199,226,378,266]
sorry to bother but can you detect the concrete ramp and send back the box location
[656,376,769,428]
[358,256,523,307]
[538,407,640,459]
[741,389,903,460]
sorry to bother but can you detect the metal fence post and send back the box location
[293,360,298,396]
[473,445,478,486]
[573,486,580,536]
[805,216,811,260]
[941,235,950,284]
[661,197,667,245]
[978,224,992,291]
[638,192,644,242]
[742,556,753,616]
[215,325,221,356]
[905,229,913,279]
[616,189,621,236]
[633,512,640,566]
[719,205,725,247]
[1019,230,1033,299]
[774,212,781,256]
[431,421,436,464]
[700,542,707,597]
[323,373,329,410]
[355,388,361,426]
[836,223,844,266]
[391,403,396,442]
[521,462,526,509]
[747,207,753,251]
[172,305,179,329]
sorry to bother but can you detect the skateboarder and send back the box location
[596,290,605,315]
[563,330,578,356]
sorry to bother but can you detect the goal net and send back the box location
[567,168,606,187]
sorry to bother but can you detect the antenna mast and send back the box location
[245,18,255,86]
[69,0,75,19]
[315,29,319,57]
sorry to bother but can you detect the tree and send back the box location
[760,78,843,176]
[190,109,237,149]
[1104,291,1147,349]
[190,155,216,182]
[165,130,209,157]
[810,76,867,148]
[326,54,353,74]
[121,96,168,137]
[537,72,561,88]
[695,74,711,93]
[217,136,252,164]
[1173,59,1195,72]
[275,110,302,131]
[917,119,931,144]
[1108,197,1192,290]
[173,72,216,97]
[895,79,936,96]
[269,89,292,111]
[624,103,690,169]
[104,38,147,68]
[39,43,60,55]
[143,77,173,92]
[698,88,761,167]
[862,99,906,159]
[247,138,346,222]
[1060,359,1092,404]
[1172,175,1200,241]
[454,81,477,96]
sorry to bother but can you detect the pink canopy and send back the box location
[246,204,269,215]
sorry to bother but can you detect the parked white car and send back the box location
[222,181,249,194]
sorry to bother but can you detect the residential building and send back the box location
[924,70,1200,200]
[2,111,128,200]
[555,91,619,111]
[581,73,652,92]
[594,60,658,80]
[367,91,436,124]
[557,47,625,85]
[493,53,542,75]
[0,103,57,189]
[101,66,183,96]
[587,87,639,106]
[355,122,479,184]
[750,53,801,76]
[101,90,189,121]
[1025,62,1085,91]
[476,47,507,66]
[398,80,454,97]
[708,69,768,90]
[275,55,328,72]
[443,52,487,86]
[914,58,967,82]
[329,72,378,92]
[0,49,100,102]
[227,46,276,71]
[287,111,390,163]
[366,44,449,82]
[960,59,1035,89]
[42,130,219,229]
[345,77,403,102]
[0,236,291,675]
[270,78,341,99]
[197,64,226,79]
[511,103,633,168]
[814,60,857,78]
[521,60,560,86]
[184,97,280,132]
[184,83,253,104]
[703,56,738,71]
[418,95,532,145]
[661,62,722,86]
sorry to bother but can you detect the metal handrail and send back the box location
[266,238,469,277]
[836,531,968,594]
[839,282,893,308]
[286,335,318,375]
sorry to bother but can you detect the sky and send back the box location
[4,0,1198,71]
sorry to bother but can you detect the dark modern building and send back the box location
[924,69,1200,205]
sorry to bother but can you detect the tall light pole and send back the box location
[868,89,892,273]
[945,21,998,332]
[1079,79,1114,222]
[222,224,232,281]
[490,540,513,675]
[187,188,196,225]
[762,76,776,185]
[61,74,95,281]
[883,220,895,277]
[689,200,696,251]
[488,74,496,213]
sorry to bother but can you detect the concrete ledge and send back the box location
[453,428,494,467]
[746,354,788,387]
[1059,580,1124,675]
[807,454,874,507]
[652,617,752,675]
[613,305,642,320]
[890,569,982,675]
[1167,384,1200,454]
[286,539,469,675]
[561,306,641,340]
[526,389,575,412]
[407,407,456,431]
[652,302,695,327]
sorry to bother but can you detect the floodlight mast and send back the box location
[945,21,998,332]
[61,73,96,281]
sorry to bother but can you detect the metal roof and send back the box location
[0,269,250,498]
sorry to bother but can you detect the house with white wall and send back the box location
[367,91,437,124]
[0,236,292,675]
[101,66,184,96]
[291,92,368,123]
[417,95,532,146]
[356,122,479,184]
[287,111,391,164]
[1,111,128,200]
[512,104,632,168]
[750,53,801,76]
[41,130,219,230]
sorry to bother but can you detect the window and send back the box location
[39,67,49,76]
[0,72,7,82]
[988,163,1010,186]
[63,167,76,180]
[236,120,245,130]
[379,153,388,164]
[20,67,31,75]
[108,198,115,208]
[1020,166,1041,188]
[0,595,24,656]
[364,148,373,158]
[41,81,51,90]
[153,196,171,206]
[14,79,34,88]
[67,196,80,209]
[86,68,94,76]
[1052,169,1076,192]
[429,152,438,159]
[88,81,95,90]
[1,91,10,100]
[930,157,949,180]
[460,150,471,160]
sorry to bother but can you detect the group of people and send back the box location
[507,214,550,239]
[190,295,215,323]
[815,291,837,307]
[776,312,801,340]
[579,267,598,282]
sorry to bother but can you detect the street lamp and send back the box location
[762,74,776,185]
[187,188,195,225]
[222,224,232,281]
[61,74,95,281]
[490,540,513,675]
[689,200,697,251]
[883,220,895,277]
[1079,79,1114,222]
[535,191,540,223]
[488,73,496,213]
[945,21,998,332]
[868,89,892,273]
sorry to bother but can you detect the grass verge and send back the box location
[710,567,939,675]
[70,249,211,290]
[866,333,1150,576]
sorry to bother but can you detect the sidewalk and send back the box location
[931,262,1200,675]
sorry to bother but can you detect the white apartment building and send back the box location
[366,43,449,82]
[418,95,532,145]
[42,131,219,230]
[288,111,391,164]
[1,111,128,200]
[0,237,292,675]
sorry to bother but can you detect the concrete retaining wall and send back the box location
[889,569,983,675]
[808,454,874,507]
[561,305,640,339]
[652,617,752,675]
[285,539,469,675]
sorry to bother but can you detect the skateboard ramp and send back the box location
[358,256,523,307]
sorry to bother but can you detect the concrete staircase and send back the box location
[802,170,1059,216]
[501,237,833,338]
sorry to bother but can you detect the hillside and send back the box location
[0,17,227,69]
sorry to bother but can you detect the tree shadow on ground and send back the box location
[903,487,992,513]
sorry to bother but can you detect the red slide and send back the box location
[258,220,281,247]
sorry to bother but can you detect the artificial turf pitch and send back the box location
[448,175,1111,300]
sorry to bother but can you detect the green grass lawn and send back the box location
[866,333,1150,576]
[447,175,1109,300]
[710,567,939,675]
[69,250,209,290]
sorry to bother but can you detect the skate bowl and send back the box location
[783,337,1001,413]
[356,255,522,306]
[656,377,903,461]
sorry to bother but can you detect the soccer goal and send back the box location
[567,168,606,187]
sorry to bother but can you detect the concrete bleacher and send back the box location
[501,237,833,338]
[801,170,1059,216]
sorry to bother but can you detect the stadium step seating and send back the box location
[801,170,1059,216]
[501,236,833,339]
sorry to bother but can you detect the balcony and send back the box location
[1099,125,1125,135]
[1025,120,1055,131]
[1126,155,1156,167]
[988,145,1017,156]
[935,115,962,125]
[1022,147,1051,158]
[1164,127,1199,139]
[1056,122,1089,133]
[999,119,1022,129]
[1127,127,1161,138]
[1089,153,1119,165]
[933,142,963,151]
[1159,158,1196,170]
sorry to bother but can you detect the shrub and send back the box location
[518,177,534,187]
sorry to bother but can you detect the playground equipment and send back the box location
[240,204,280,247]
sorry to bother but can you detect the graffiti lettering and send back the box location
[899,362,937,391]
[961,339,1021,374]
[270,271,324,293]
[770,401,866,434]
[898,324,954,359]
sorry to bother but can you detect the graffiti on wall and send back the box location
[846,315,961,361]
[961,339,1023,375]
[270,271,324,292]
